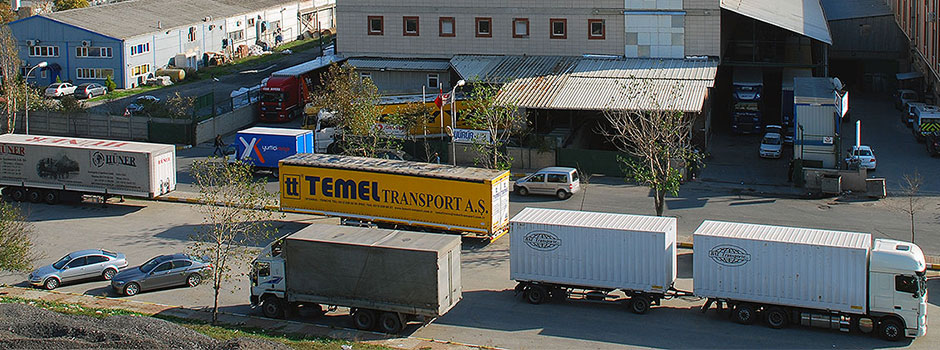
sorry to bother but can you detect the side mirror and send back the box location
[62,266,69,270]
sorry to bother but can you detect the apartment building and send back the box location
[889,0,940,99]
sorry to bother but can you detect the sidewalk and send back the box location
[0,286,496,350]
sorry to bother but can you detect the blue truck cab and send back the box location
[228,127,313,174]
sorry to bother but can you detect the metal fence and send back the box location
[214,88,261,116]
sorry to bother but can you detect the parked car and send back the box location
[111,254,211,296]
[895,89,918,110]
[123,95,160,116]
[28,249,127,290]
[845,145,877,170]
[73,83,108,99]
[514,167,581,200]
[759,130,783,159]
[44,82,77,98]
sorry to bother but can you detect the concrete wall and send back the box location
[12,111,154,141]
[337,0,625,58]
[195,103,259,144]
[682,0,721,57]
[803,167,868,192]
[507,146,555,170]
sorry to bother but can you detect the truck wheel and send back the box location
[43,190,59,205]
[27,190,42,203]
[556,190,570,200]
[764,307,788,329]
[261,296,284,319]
[629,295,651,314]
[10,188,26,202]
[733,304,758,325]
[378,312,404,334]
[352,309,377,330]
[516,186,529,196]
[524,285,548,305]
[879,318,904,341]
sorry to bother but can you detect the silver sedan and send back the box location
[111,254,211,296]
[29,249,128,290]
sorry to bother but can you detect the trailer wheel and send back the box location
[27,190,42,203]
[352,309,377,330]
[879,318,904,341]
[43,190,59,205]
[261,296,284,319]
[524,285,548,305]
[733,304,758,325]
[764,307,788,329]
[10,188,26,202]
[629,295,651,314]
[378,312,404,334]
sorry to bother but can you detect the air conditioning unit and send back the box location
[26,40,35,46]
[81,40,91,47]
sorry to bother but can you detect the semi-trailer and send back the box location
[249,223,462,333]
[227,127,313,175]
[0,134,176,203]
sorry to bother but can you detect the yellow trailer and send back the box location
[279,153,510,240]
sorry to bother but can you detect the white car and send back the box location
[846,145,876,170]
[44,82,77,98]
[759,132,783,158]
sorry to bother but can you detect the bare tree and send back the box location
[1,25,21,133]
[0,202,38,274]
[894,171,924,243]
[601,80,701,216]
[190,159,278,324]
[463,83,524,169]
[309,64,386,157]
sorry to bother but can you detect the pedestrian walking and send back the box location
[213,134,225,157]
[433,152,440,164]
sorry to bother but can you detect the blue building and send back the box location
[9,0,336,89]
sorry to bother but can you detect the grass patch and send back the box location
[0,296,390,350]
[90,85,163,102]
[192,36,331,81]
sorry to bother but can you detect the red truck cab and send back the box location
[258,55,344,123]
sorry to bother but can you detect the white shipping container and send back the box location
[510,208,677,294]
[693,220,871,314]
[0,134,176,198]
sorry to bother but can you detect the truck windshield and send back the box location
[917,270,928,298]
[261,92,284,103]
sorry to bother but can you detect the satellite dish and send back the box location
[832,77,844,91]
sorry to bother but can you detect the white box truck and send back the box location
[693,220,927,340]
[0,134,176,204]
[510,208,677,314]
[249,223,462,333]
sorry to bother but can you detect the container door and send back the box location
[893,274,921,331]
[450,248,461,307]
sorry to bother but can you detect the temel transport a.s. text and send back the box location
[0,134,176,204]
[227,127,313,175]
[278,153,510,240]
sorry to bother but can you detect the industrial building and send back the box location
[8,0,336,89]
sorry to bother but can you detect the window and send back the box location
[86,256,109,264]
[76,46,112,58]
[368,16,384,35]
[589,19,605,39]
[28,45,59,57]
[439,17,455,37]
[530,174,546,182]
[427,73,439,88]
[248,18,255,26]
[360,72,372,81]
[476,17,492,37]
[76,68,114,80]
[896,275,918,294]
[403,16,419,36]
[154,262,173,273]
[550,18,567,39]
[131,64,151,76]
[67,257,87,268]
[547,174,567,183]
[188,26,197,42]
[256,262,270,277]
[130,43,150,56]
[513,18,529,38]
[228,30,244,42]
[172,260,193,269]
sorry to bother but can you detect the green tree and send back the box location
[309,63,385,157]
[189,159,278,324]
[104,74,116,91]
[463,83,524,169]
[0,202,38,274]
[386,101,434,161]
[1,25,21,132]
[53,0,89,12]
[601,80,702,216]
[0,4,16,25]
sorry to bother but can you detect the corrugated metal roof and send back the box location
[347,58,452,72]
[44,0,295,39]
[721,0,833,44]
[272,55,343,77]
[451,55,717,112]
[281,153,508,182]
[693,220,871,250]
[511,208,676,234]
[820,0,892,21]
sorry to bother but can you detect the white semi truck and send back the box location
[249,223,462,333]
[694,220,927,341]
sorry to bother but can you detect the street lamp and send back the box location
[24,61,48,135]
[449,79,466,165]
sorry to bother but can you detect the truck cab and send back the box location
[868,239,928,339]
[731,67,764,134]
[913,104,940,141]
[249,240,287,314]
[260,76,303,122]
